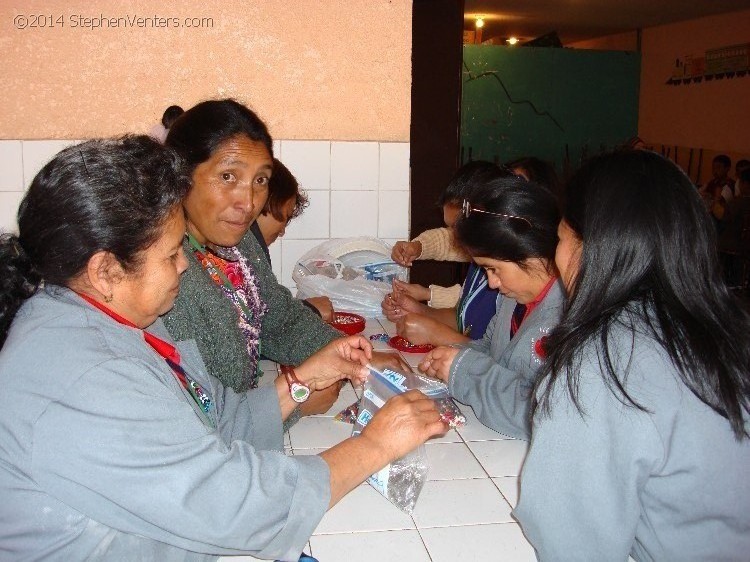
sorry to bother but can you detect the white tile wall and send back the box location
[0,141,23,191]
[279,140,331,190]
[378,190,410,239]
[330,190,378,238]
[0,140,412,296]
[330,141,379,190]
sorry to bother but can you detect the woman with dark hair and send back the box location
[0,136,445,561]
[418,175,563,439]
[163,99,407,419]
[382,161,503,345]
[505,155,561,200]
[515,150,750,560]
[248,158,334,321]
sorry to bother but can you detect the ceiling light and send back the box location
[506,37,519,45]
[475,16,485,29]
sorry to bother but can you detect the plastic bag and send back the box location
[352,366,465,513]
[292,237,408,317]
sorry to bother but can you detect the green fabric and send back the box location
[163,231,340,394]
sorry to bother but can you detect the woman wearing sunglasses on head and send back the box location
[515,150,750,560]
[418,174,563,440]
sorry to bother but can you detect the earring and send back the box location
[104,293,113,303]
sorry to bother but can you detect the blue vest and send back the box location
[457,262,499,340]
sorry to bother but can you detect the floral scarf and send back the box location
[193,246,268,389]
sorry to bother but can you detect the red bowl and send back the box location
[387,335,435,354]
[330,312,366,335]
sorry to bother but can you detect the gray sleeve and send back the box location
[513,363,662,561]
[31,357,330,561]
[448,347,535,440]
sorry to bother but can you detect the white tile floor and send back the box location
[291,317,534,561]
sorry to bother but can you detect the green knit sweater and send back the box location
[163,230,340,393]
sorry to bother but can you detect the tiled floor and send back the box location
[219,317,536,561]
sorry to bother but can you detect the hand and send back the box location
[381,287,428,321]
[370,350,413,374]
[295,335,372,390]
[360,390,447,462]
[418,345,461,382]
[299,381,343,416]
[305,296,334,322]
[391,240,422,267]
[392,279,430,302]
[396,312,464,347]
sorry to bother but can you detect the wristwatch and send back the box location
[281,365,310,403]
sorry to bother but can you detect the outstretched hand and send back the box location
[295,335,372,390]
[391,240,422,267]
[360,390,447,462]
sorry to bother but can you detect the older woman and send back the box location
[163,100,407,418]
[0,136,445,561]
[418,174,563,440]
[515,150,750,560]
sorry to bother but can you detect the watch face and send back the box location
[291,383,310,403]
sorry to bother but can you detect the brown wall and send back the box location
[638,9,750,155]
[0,0,412,141]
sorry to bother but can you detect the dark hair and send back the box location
[165,99,273,173]
[736,159,750,172]
[161,105,184,129]
[713,154,731,168]
[263,158,309,222]
[535,149,750,439]
[455,175,560,268]
[505,156,561,198]
[436,160,502,207]
[0,135,190,347]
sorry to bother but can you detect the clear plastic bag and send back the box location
[292,237,408,317]
[352,366,465,513]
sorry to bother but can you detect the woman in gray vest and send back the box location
[0,136,446,561]
[419,173,564,440]
[516,150,750,560]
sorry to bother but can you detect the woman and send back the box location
[418,174,563,440]
[250,157,334,321]
[163,100,407,412]
[515,150,750,560]
[0,136,446,561]
[382,161,503,345]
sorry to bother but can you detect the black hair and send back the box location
[713,154,731,168]
[505,156,561,199]
[455,174,560,268]
[436,160,502,207]
[535,149,750,439]
[736,159,750,172]
[161,105,184,129]
[165,98,273,173]
[0,135,190,347]
[263,158,309,222]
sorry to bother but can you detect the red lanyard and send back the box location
[76,292,214,419]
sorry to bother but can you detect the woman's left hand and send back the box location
[418,345,460,382]
[295,335,372,389]
[305,296,334,322]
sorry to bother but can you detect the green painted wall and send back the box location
[461,45,641,176]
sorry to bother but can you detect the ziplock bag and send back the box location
[352,367,465,513]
